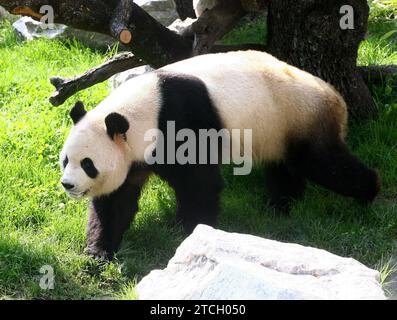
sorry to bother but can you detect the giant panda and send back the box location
[59,50,380,260]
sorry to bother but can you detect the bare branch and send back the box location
[49,52,144,106]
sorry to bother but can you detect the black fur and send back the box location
[81,158,99,179]
[153,72,224,233]
[265,133,380,212]
[85,164,150,260]
[70,101,87,124]
[105,113,130,140]
[63,155,68,169]
[265,163,306,212]
[285,137,380,203]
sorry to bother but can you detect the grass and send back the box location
[0,2,397,299]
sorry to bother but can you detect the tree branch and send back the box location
[1,0,119,33]
[110,0,135,45]
[48,42,267,106]
[1,0,267,105]
[49,52,144,106]
[188,0,246,55]
[1,0,193,67]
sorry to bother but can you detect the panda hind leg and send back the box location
[265,162,306,213]
[286,139,381,203]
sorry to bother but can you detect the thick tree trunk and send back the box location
[267,0,377,120]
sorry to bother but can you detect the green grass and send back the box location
[0,2,397,299]
[222,15,267,45]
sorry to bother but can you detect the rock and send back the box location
[12,17,66,41]
[109,65,155,90]
[137,225,386,300]
[167,17,196,35]
[137,0,179,26]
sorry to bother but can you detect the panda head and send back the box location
[60,101,131,199]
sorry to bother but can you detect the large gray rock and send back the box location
[137,225,386,300]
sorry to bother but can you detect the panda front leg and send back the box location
[165,165,224,234]
[85,169,150,260]
[265,162,307,212]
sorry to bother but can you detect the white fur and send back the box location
[161,50,347,163]
[60,50,347,197]
[60,73,161,198]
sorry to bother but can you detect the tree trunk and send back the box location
[174,0,196,20]
[267,0,377,120]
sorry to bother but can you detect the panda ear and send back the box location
[70,101,87,125]
[105,113,130,140]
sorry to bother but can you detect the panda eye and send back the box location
[63,156,68,169]
[80,158,99,179]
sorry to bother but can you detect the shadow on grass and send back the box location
[0,236,124,299]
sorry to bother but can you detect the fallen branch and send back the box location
[1,0,193,67]
[359,65,397,85]
[49,52,144,106]
[110,0,135,45]
[2,0,267,105]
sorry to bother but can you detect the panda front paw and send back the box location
[84,245,114,261]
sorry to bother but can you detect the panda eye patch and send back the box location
[63,156,68,169]
[80,158,99,179]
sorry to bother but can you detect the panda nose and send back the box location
[62,182,75,190]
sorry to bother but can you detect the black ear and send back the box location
[105,112,130,140]
[70,101,87,124]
